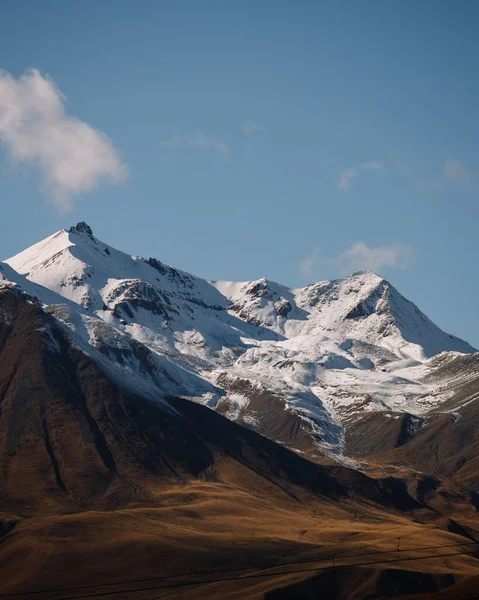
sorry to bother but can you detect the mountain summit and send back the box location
[2,223,476,462]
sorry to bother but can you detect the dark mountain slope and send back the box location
[343,355,479,488]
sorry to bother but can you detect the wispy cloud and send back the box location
[338,160,385,191]
[363,160,385,171]
[160,131,228,154]
[241,119,266,134]
[337,168,359,191]
[299,241,412,280]
[443,159,471,184]
[335,241,412,274]
[421,158,472,190]
[0,68,127,213]
[299,248,320,279]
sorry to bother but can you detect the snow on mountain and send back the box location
[3,223,477,459]
[6,222,227,310]
[214,271,473,360]
[0,247,221,407]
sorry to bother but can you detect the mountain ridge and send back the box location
[2,222,477,466]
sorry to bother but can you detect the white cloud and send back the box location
[241,119,266,134]
[299,248,319,278]
[299,241,412,280]
[362,160,385,170]
[160,131,228,154]
[335,241,412,274]
[420,159,472,190]
[0,68,127,213]
[338,160,385,191]
[443,159,471,184]
[338,168,359,191]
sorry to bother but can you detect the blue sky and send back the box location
[1,1,478,345]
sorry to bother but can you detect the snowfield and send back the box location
[2,222,477,458]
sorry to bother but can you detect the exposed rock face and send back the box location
[215,373,336,456]
[145,256,168,276]
[275,297,292,317]
[69,221,93,236]
[107,279,175,321]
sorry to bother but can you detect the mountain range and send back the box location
[1,222,478,599]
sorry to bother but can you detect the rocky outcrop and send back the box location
[107,279,175,321]
[69,221,94,237]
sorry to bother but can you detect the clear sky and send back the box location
[1,1,478,345]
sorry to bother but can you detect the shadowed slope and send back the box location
[344,355,479,488]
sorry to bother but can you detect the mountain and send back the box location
[3,222,477,471]
[1,223,479,599]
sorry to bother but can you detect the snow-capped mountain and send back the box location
[2,222,477,461]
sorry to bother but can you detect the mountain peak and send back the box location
[348,270,384,283]
[69,222,93,237]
